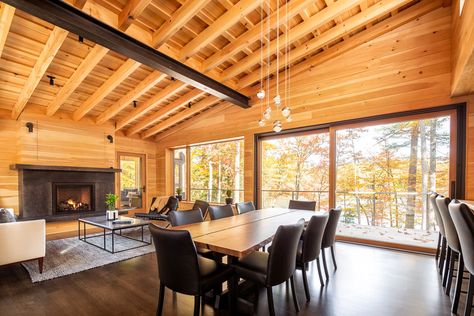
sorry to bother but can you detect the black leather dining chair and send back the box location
[149,223,232,316]
[208,205,234,220]
[297,215,329,301]
[321,207,342,281]
[449,201,474,316]
[288,200,316,211]
[437,196,464,313]
[235,201,256,214]
[232,220,305,316]
[430,192,448,275]
[168,209,216,260]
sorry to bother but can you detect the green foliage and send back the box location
[225,189,232,198]
[176,187,183,195]
[105,193,118,210]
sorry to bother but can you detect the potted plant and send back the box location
[176,187,183,201]
[105,193,118,211]
[225,189,233,205]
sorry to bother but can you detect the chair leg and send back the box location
[439,238,447,275]
[330,245,337,270]
[435,233,441,261]
[446,250,456,295]
[443,247,452,288]
[322,248,329,281]
[193,295,200,316]
[156,283,165,316]
[452,254,464,314]
[302,263,311,302]
[267,287,275,316]
[316,258,325,287]
[464,274,474,316]
[290,275,300,312]
[38,257,44,274]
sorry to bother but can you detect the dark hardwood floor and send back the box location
[0,242,455,316]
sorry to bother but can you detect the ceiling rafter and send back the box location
[118,0,153,31]
[221,0,364,82]
[72,59,141,121]
[96,70,167,125]
[244,0,444,98]
[201,0,314,72]
[179,0,261,60]
[11,26,69,119]
[115,81,187,131]
[126,88,206,136]
[46,44,109,116]
[141,96,221,139]
[237,0,415,89]
[0,3,15,57]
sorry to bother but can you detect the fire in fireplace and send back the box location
[53,183,95,213]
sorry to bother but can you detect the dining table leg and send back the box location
[228,256,239,316]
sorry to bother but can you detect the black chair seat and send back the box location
[234,252,269,284]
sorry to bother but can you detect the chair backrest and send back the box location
[235,201,256,214]
[449,201,474,274]
[288,200,316,211]
[436,195,460,252]
[193,200,209,218]
[158,196,179,215]
[321,208,342,248]
[168,209,204,227]
[429,193,445,236]
[149,223,201,295]
[149,197,158,212]
[208,204,234,220]
[302,215,329,263]
[266,219,305,286]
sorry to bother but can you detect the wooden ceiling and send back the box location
[0,0,450,140]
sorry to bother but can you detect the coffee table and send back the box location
[78,216,151,253]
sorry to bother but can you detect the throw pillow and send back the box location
[0,208,16,223]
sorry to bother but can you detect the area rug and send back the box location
[22,228,154,283]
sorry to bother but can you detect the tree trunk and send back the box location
[406,123,419,229]
[234,141,241,202]
[420,121,429,230]
[429,120,437,230]
[208,161,213,201]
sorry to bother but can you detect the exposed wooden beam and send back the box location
[154,103,232,142]
[179,0,261,60]
[115,81,187,131]
[0,3,15,57]
[3,0,249,108]
[127,89,206,136]
[46,44,109,116]
[152,0,211,48]
[72,59,141,121]
[244,0,444,98]
[237,0,414,88]
[202,0,313,72]
[11,26,69,119]
[118,0,153,31]
[96,70,167,124]
[141,96,220,139]
[221,0,364,81]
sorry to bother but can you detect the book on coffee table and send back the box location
[112,219,133,224]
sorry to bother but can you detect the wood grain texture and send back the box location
[155,8,474,202]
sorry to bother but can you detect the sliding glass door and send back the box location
[260,131,330,210]
[257,107,460,248]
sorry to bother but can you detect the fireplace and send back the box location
[53,183,95,214]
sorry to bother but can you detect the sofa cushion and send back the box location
[0,208,16,223]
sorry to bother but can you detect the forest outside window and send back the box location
[173,138,244,204]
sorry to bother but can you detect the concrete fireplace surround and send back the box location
[11,164,121,221]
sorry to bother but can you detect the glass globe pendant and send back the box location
[281,106,291,117]
[273,94,281,106]
[272,120,282,133]
[256,90,265,100]
[258,119,266,127]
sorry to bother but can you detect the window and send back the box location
[189,139,244,204]
[173,148,187,200]
[335,116,451,230]
[260,132,330,210]
[118,153,145,209]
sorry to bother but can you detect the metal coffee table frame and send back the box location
[78,217,151,254]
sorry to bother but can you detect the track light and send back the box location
[47,75,55,86]
[26,122,33,133]
[133,100,137,108]
[107,135,114,143]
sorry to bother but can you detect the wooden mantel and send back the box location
[10,164,121,173]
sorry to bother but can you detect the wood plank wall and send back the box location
[0,109,157,214]
[156,7,474,201]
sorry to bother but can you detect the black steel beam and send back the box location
[3,0,250,108]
